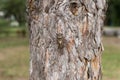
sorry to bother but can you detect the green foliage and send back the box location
[1,0,26,25]
[106,0,120,26]
[0,0,4,9]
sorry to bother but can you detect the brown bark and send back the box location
[27,0,107,80]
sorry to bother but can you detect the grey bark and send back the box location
[27,0,107,80]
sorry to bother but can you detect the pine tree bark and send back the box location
[27,0,107,80]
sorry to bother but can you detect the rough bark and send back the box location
[27,0,106,80]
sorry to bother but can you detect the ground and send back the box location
[0,37,120,80]
[0,37,29,80]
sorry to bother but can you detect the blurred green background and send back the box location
[0,0,120,80]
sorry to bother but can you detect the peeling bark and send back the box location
[27,0,107,80]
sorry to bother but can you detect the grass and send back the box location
[0,37,28,48]
[102,37,120,80]
[0,18,29,80]
[0,37,29,80]
[0,37,120,80]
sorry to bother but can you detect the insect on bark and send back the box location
[56,33,64,49]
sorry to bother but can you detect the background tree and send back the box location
[27,0,106,80]
[1,0,26,25]
[105,0,120,26]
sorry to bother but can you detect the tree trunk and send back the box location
[27,0,106,80]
